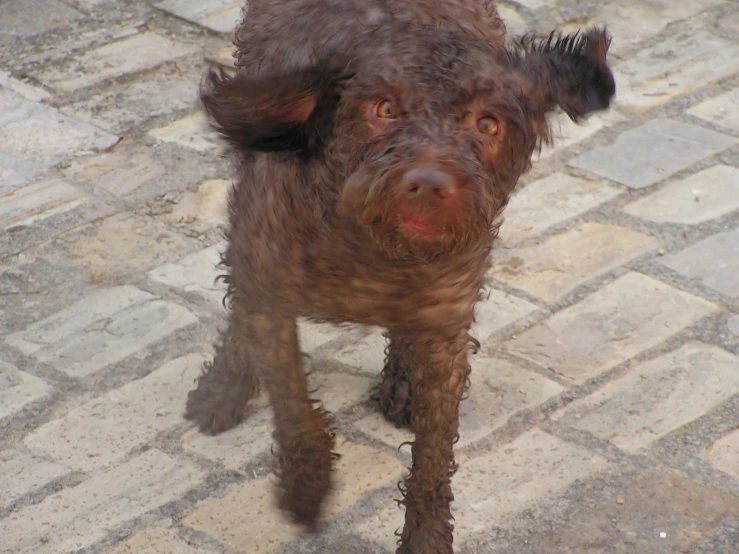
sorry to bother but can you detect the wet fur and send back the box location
[185,1,615,552]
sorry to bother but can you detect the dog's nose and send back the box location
[401,167,457,201]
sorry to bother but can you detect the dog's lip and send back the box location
[399,216,443,236]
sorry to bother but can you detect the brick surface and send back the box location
[0,178,85,231]
[356,428,607,550]
[5,286,198,377]
[539,109,622,158]
[0,449,69,510]
[0,361,51,419]
[39,33,198,92]
[491,223,659,303]
[183,371,373,470]
[149,245,225,306]
[0,0,82,38]
[154,0,242,34]
[499,173,621,243]
[706,429,739,481]
[728,315,739,339]
[614,30,739,112]
[660,229,739,298]
[185,439,405,554]
[473,286,539,340]
[554,342,739,452]
[148,112,218,152]
[688,86,739,132]
[25,354,206,471]
[569,119,737,189]
[623,165,739,225]
[503,272,718,384]
[0,89,119,192]
[0,449,203,554]
[104,524,213,554]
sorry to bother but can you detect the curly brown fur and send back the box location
[186,1,615,552]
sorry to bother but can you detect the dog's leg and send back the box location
[248,313,337,530]
[398,331,472,554]
[185,308,260,435]
[377,333,414,428]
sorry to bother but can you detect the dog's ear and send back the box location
[513,27,615,130]
[200,61,351,153]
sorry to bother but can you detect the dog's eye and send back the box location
[375,100,397,119]
[476,116,499,136]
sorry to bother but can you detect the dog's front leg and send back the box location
[397,330,472,554]
[247,313,338,531]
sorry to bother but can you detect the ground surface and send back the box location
[1,1,738,553]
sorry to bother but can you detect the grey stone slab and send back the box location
[623,165,739,225]
[0,178,85,231]
[0,450,69,510]
[728,315,739,339]
[688,87,739,132]
[615,30,739,112]
[502,272,718,384]
[0,88,119,192]
[569,119,737,189]
[0,361,52,420]
[5,286,198,377]
[39,33,198,93]
[660,229,739,298]
[0,449,203,554]
[554,342,739,452]
[154,0,242,34]
[0,0,83,38]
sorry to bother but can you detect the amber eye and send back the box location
[476,116,499,136]
[375,99,397,119]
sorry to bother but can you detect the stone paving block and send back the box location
[472,286,538,341]
[688,87,739,132]
[0,449,69,510]
[496,4,525,37]
[491,223,659,303]
[25,354,206,471]
[0,361,52,419]
[149,245,225,306]
[0,0,82,38]
[63,149,168,197]
[168,178,229,230]
[105,524,213,554]
[183,371,373,470]
[576,0,724,54]
[706,429,739,481]
[0,449,203,554]
[328,328,388,372]
[569,119,737,189]
[61,70,199,134]
[614,30,739,112]
[5,286,198,378]
[298,319,350,352]
[148,112,218,152]
[490,471,739,554]
[155,0,243,34]
[660,229,739,298]
[206,46,235,68]
[356,428,607,549]
[623,165,739,225]
[509,0,548,9]
[0,178,85,231]
[40,33,198,93]
[554,342,739,452]
[539,109,622,159]
[499,173,621,243]
[185,438,405,554]
[502,272,718,384]
[0,70,52,102]
[59,213,198,280]
[355,356,564,449]
[0,89,119,192]
[728,315,739,339]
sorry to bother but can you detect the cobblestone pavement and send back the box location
[1,1,738,553]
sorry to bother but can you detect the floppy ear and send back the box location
[200,61,350,153]
[514,27,615,125]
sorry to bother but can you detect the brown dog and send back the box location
[185,2,615,552]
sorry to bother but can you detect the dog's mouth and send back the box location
[399,216,443,237]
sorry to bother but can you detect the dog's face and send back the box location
[202,24,615,261]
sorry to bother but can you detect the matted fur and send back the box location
[185,1,615,552]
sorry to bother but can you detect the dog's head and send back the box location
[202,24,615,261]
